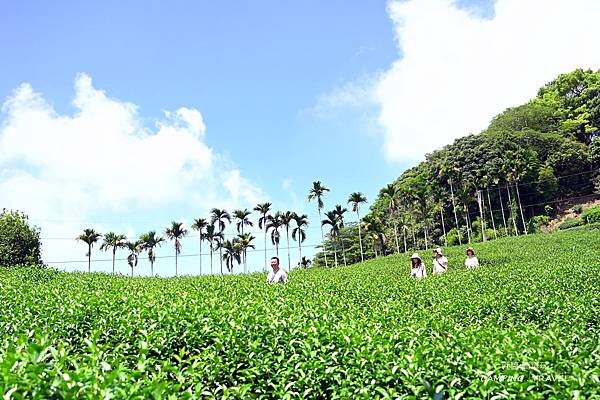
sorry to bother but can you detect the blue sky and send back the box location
[2,0,598,275]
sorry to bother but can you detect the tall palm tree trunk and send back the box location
[411,228,416,249]
[515,182,528,234]
[449,181,462,245]
[464,204,472,243]
[175,247,178,277]
[332,244,338,267]
[210,245,213,275]
[476,190,487,242]
[298,240,302,265]
[403,226,407,253]
[318,208,328,267]
[219,247,223,275]
[150,260,154,277]
[498,186,509,236]
[340,235,347,267]
[487,189,498,239]
[393,224,400,253]
[286,229,291,270]
[263,224,267,272]
[199,237,202,275]
[440,208,447,246]
[112,249,116,275]
[423,225,429,250]
[88,246,92,273]
[506,183,519,235]
[356,210,364,262]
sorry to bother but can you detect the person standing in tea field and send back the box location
[432,247,448,275]
[266,256,288,284]
[464,247,479,269]
[410,253,427,279]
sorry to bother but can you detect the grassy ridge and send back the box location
[1,230,599,398]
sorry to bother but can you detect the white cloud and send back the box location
[301,76,379,118]
[0,73,267,269]
[375,0,600,162]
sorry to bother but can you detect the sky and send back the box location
[1,0,599,276]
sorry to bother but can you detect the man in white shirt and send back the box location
[266,256,288,284]
[432,247,448,275]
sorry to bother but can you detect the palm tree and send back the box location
[440,164,462,245]
[347,192,367,262]
[100,232,127,275]
[165,222,188,276]
[381,184,400,253]
[266,211,283,256]
[125,240,142,277]
[138,231,165,277]
[210,208,231,274]
[292,213,309,264]
[363,214,386,257]
[254,202,272,272]
[297,256,312,269]
[191,217,208,275]
[221,239,242,274]
[237,233,255,273]
[281,211,295,270]
[76,229,102,273]
[308,181,330,267]
[233,209,253,235]
[204,223,222,275]
[321,210,342,267]
[332,205,348,266]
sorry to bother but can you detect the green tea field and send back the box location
[1,229,599,399]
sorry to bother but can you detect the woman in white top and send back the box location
[464,247,479,269]
[432,247,448,275]
[410,253,427,279]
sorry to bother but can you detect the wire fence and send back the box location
[37,167,599,266]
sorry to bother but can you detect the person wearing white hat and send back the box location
[432,247,448,275]
[410,253,427,279]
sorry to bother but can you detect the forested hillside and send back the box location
[315,68,600,266]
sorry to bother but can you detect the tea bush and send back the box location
[0,230,599,398]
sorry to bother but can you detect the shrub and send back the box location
[557,217,583,230]
[581,204,600,224]
[446,228,460,246]
[528,215,551,234]
[0,209,43,267]
[544,205,556,217]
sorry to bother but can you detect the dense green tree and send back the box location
[536,68,600,144]
[0,210,43,268]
